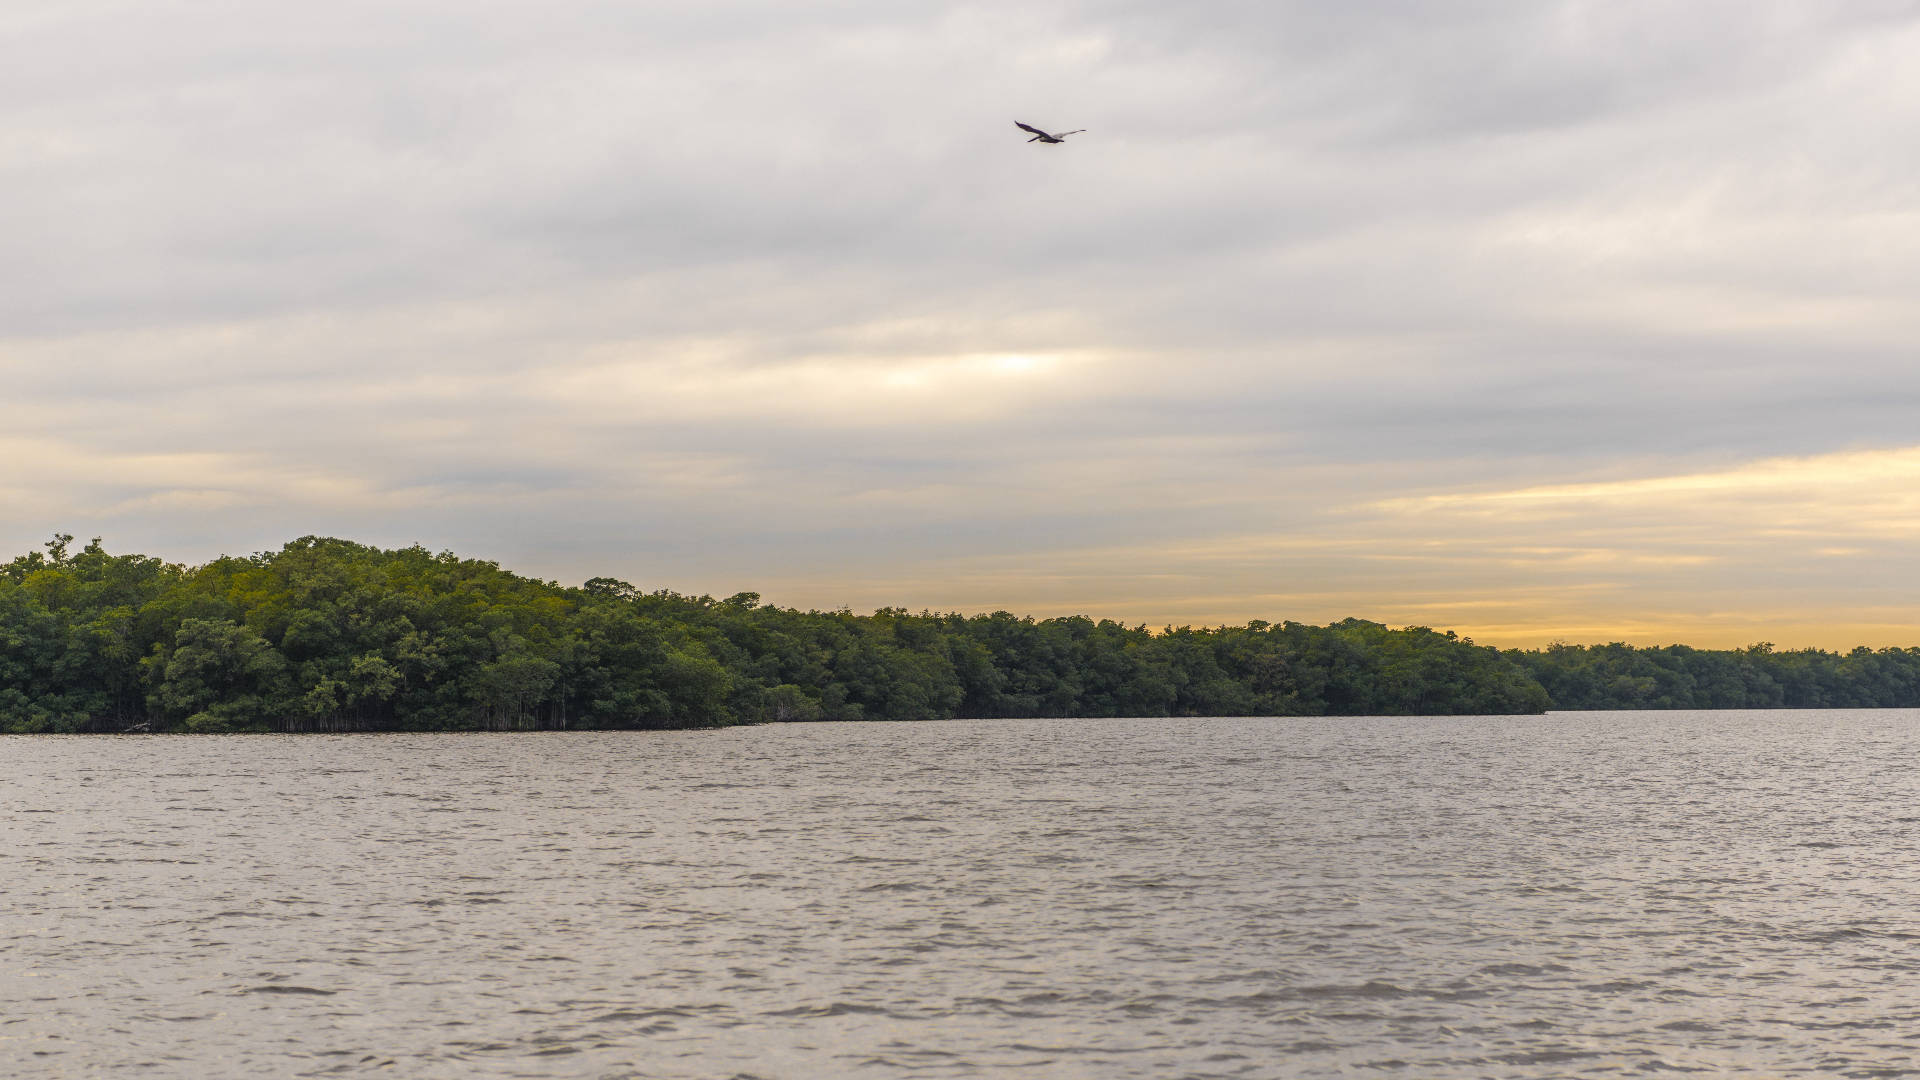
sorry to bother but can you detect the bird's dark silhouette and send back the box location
[1016,122,1085,144]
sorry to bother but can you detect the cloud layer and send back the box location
[6,0,1920,646]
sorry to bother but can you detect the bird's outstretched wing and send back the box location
[1015,122,1049,137]
[1056,129,1085,137]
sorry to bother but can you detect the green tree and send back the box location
[148,618,290,731]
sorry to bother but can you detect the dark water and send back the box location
[6,711,1920,1078]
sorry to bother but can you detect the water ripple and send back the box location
[5,711,1920,1077]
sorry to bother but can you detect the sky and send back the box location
[6,0,1920,648]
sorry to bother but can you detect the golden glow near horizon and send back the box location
[735,445,1920,650]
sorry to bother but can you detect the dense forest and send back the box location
[1,535,1916,733]
[1509,641,1920,710]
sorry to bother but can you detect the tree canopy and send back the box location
[0,535,1568,732]
[5,535,1914,733]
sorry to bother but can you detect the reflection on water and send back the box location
[6,711,1920,1078]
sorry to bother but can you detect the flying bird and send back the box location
[1016,122,1085,144]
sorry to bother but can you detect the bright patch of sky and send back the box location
[7,0,1920,647]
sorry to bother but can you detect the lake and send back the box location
[6,711,1920,1077]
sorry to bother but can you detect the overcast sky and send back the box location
[7,0,1920,647]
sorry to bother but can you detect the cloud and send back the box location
[4,1,1920,647]
[1377,445,1920,525]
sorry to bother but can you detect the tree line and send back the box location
[0,535,1913,733]
[1508,640,1920,710]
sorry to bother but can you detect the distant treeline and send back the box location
[1509,641,1920,711]
[0,536,1915,733]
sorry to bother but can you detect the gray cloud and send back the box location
[5,0,1920,644]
